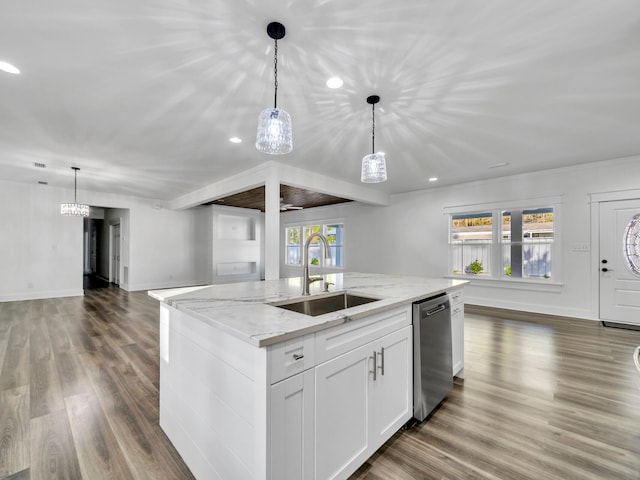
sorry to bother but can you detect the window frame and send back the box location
[446,197,562,286]
[284,220,345,270]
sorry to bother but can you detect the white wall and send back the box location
[0,179,209,301]
[279,155,640,320]
[0,181,84,300]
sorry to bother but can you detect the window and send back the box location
[451,212,493,275]
[501,208,554,279]
[285,223,344,268]
[449,204,556,282]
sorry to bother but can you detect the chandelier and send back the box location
[61,167,89,217]
[255,22,293,155]
[361,95,387,183]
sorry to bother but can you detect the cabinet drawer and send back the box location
[268,334,316,384]
[315,305,411,364]
[449,289,464,306]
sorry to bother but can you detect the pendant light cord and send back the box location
[273,39,278,109]
[371,103,375,154]
[74,170,77,203]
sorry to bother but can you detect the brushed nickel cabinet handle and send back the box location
[372,351,377,381]
[379,347,385,376]
[293,353,304,361]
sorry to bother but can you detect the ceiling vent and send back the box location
[38,181,48,185]
[34,162,46,168]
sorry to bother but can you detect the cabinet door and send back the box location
[371,326,413,443]
[451,304,464,378]
[315,343,372,480]
[270,369,315,480]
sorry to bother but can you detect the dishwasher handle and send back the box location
[425,304,447,316]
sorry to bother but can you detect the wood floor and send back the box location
[0,286,194,480]
[1,289,639,480]
[350,305,640,480]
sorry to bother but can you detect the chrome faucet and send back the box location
[302,233,332,295]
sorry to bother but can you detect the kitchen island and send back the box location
[149,272,467,480]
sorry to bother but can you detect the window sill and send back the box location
[444,275,563,292]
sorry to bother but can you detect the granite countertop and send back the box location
[149,272,468,347]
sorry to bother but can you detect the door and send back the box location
[270,369,315,480]
[315,343,372,480]
[90,223,98,273]
[112,224,120,285]
[371,326,412,443]
[600,199,640,326]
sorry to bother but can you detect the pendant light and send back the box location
[61,167,90,216]
[361,95,387,183]
[256,22,293,155]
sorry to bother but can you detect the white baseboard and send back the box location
[464,295,597,321]
[0,289,84,302]
[127,280,205,292]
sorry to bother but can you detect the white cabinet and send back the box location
[371,326,413,443]
[270,369,315,480]
[450,289,464,378]
[315,325,413,480]
[315,341,372,480]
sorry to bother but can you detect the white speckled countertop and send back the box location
[149,272,468,347]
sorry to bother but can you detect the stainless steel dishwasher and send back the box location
[412,293,453,422]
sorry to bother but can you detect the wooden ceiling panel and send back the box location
[203,185,353,212]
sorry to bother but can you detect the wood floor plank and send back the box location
[0,386,30,478]
[30,410,82,480]
[0,322,30,391]
[89,364,195,479]
[2,468,30,480]
[28,318,53,364]
[29,359,65,420]
[64,393,135,480]
[53,351,93,399]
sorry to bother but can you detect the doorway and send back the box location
[599,198,640,327]
[82,217,109,290]
[111,223,121,286]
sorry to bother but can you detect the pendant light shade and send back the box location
[361,95,387,183]
[256,107,292,154]
[361,152,387,183]
[256,22,293,155]
[61,167,89,217]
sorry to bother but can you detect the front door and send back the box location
[599,199,640,326]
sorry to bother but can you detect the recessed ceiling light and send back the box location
[429,177,438,182]
[0,61,20,75]
[326,77,343,89]
[229,137,242,144]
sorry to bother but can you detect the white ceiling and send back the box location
[1,0,639,201]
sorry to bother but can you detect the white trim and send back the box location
[589,188,640,204]
[466,295,596,320]
[446,275,563,292]
[127,280,204,292]
[447,199,561,283]
[444,195,562,215]
[0,289,84,302]
[283,219,346,270]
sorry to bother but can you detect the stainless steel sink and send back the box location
[270,292,380,317]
